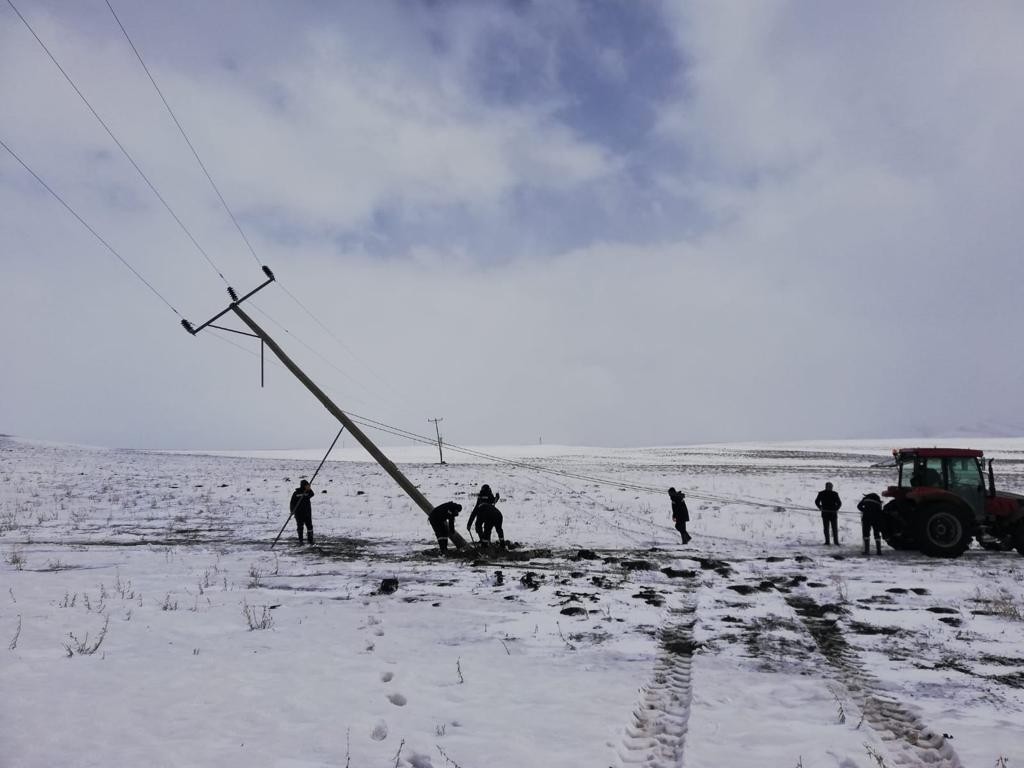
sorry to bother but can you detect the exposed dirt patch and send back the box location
[621,560,655,571]
[661,566,697,578]
[848,620,901,636]
[697,558,733,576]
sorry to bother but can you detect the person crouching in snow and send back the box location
[669,487,691,544]
[857,492,883,555]
[429,501,462,554]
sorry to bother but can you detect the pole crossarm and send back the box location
[181,266,275,335]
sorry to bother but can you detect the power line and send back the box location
[102,0,261,271]
[99,0,434,413]
[1,136,182,317]
[246,300,386,410]
[5,0,231,287]
[273,279,424,406]
[206,315,823,512]
[192,327,829,515]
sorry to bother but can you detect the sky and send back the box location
[2,0,1024,451]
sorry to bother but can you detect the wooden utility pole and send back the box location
[228,303,466,548]
[428,417,445,465]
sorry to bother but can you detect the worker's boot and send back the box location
[875,539,882,555]
[437,539,448,555]
[863,538,870,556]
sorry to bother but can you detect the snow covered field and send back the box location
[2,435,1022,767]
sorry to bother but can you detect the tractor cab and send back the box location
[887,448,988,516]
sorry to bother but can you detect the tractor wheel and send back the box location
[880,500,916,550]
[916,504,972,558]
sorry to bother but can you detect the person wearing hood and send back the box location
[467,484,505,549]
[857,492,884,555]
[668,487,691,544]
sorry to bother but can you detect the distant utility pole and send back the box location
[428,417,445,465]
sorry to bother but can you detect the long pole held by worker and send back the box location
[271,426,346,549]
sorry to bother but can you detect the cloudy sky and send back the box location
[2,0,1023,450]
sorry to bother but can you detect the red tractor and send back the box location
[880,448,1024,557]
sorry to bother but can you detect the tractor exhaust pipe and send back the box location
[988,458,996,497]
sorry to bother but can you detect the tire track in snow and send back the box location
[787,595,963,768]
[613,599,698,767]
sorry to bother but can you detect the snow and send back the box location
[1,435,1022,767]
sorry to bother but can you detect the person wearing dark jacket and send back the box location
[428,501,462,554]
[814,482,842,545]
[857,492,883,555]
[668,487,691,544]
[467,484,499,541]
[290,480,316,545]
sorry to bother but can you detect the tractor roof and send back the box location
[896,447,984,458]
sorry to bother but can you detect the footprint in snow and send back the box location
[387,693,407,707]
[374,628,385,636]
[371,720,388,741]
[381,671,394,683]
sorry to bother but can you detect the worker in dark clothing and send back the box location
[668,487,691,544]
[467,484,500,541]
[428,501,462,554]
[858,492,883,555]
[290,480,315,545]
[475,503,505,548]
[814,482,842,545]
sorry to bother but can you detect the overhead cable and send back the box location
[101,0,429,413]
[103,0,262,271]
[1,137,182,317]
[6,0,231,286]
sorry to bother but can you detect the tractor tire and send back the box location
[916,504,972,558]
[880,500,916,550]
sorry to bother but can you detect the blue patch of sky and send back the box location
[324,170,708,265]
[469,2,681,152]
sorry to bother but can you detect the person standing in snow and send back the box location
[428,501,462,554]
[814,482,842,545]
[857,492,883,555]
[467,484,506,549]
[290,480,316,545]
[668,487,691,544]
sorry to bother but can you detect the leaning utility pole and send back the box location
[428,417,445,465]
[182,268,466,549]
